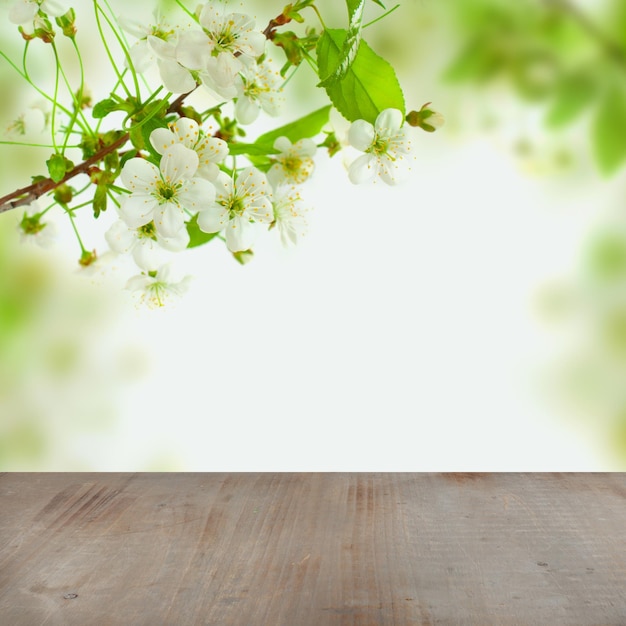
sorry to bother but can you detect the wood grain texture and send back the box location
[0,473,625,625]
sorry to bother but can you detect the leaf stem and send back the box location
[93,0,135,99]
[363,4,400,29]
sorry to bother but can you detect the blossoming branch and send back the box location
[0,0,442,306]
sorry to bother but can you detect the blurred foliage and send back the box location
[2,0,626,468]
[0,216,134,470]
[443,0,626,175]
[439,0,626,465]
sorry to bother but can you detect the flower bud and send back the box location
[54,184,73,205]
[406,103,445,132]
[32,16,56,43]
[79,249,97,267]
[320,131,341,157]
[20,211,45,235]
[232,249,254,265]
[55,9,76,38]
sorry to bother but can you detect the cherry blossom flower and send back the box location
[118,13,195,94]
[18,202,57,248]
[118,143,215,239]
[126,263,192,308]
[271,186,309,247]
[267,137,317,187]
[197,167,272,252]
[176,3,266,100]
[105,218,189,271]
[9,0,67,25]
[234,58,283,125]
[6,102,48,139]
[347,108,413,185]
[149,118,227,182]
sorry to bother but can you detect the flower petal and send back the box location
[132,238,162,271]
[157,58,196,94]
[10,0,37,24]
[129,41,153,73]
[375,108,403,133]
[121,158,159,193]
[119,195,158,227]
[149,128,178,156]
[348,153,378,184]
[273,136,292,153]
[154,202,185,238]
[348,120,375,152]
[176,30,212,70]
[171,118,200,149]
[159,227,190,252]
[197,206,229,233]
[225,216,258,252]
[41,0,67,17]
[235,96,260,125]
[117,15,148,39]
[295,138,317,157]
[236,167,268,197]
[160,143,199,184]
[104,219,136,254]
[177,178,216,212]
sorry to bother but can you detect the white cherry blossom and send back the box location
[348,108,413,185]
[176,3,266,100]
[197,167,272,252]
[118,143,215,239]
[6,102,48,139]
[267,136,316,187]
[126,263,192,308]
[105,218,189,271]
[18,202,57,248]
[234,58,283,125]
[118,14,196,94]
[271,186,309,247]
[149,118,227,181]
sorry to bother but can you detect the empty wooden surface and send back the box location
[0,473,625,625]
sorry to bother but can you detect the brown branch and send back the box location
[0,88,199,215]
[0,132,129,215]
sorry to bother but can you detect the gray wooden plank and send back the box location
[0,473,624,625]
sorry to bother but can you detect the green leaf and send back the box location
[93,182,108,218]
[318,0,365,87]
[228,142,279,157]
[545,73,596,128]
[442,41,500,83]
[255,105,332,150]
[140,116,169,161]
[317,29,404,123]
[592,87,626,175]
[46,153,72,183]
[186,214,220,249]
[91,97,132,119]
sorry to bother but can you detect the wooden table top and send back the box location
[1,472,625,625]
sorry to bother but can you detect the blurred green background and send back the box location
[1,0,626,469]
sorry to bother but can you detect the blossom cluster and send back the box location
[4,0,441,307]
[118,3,283,125]
[105,118,315,271]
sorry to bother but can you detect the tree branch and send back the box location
[0,88,198,215]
